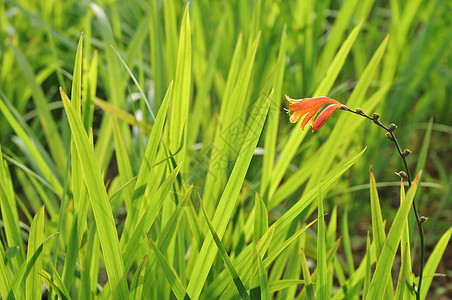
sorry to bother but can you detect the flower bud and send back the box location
[402,149,411,157]
[356,107,363,114]
[395,171,408,180]
[385,132,394,141]
[372,113,380,124]
[419,216,428,224]
[388,123,398,132]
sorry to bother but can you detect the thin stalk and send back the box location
[340,105,425,300]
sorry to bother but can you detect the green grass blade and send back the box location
[121,82,172,244]
[256,250,270,300]
[314,22,362,96]
[366,172,422,299]
[199,194,250,300]
[0,145,26,266]
[39,268,70,300]
[112,117,134,209]
[10,44,66,172]
[186,91,271,299]
[420,226,452,300]
[147,236,188,300]
[369,167,386,259]
[264,218,319,268]
[316,0,360,77]
[395,241,409,300]
[129,255,148,300]
[0,248,12,298]
[260,25,287,200]
[300,248,315,300]
[111,46,155,121]
[71,33,83,113]
[169,3,191,163]
[399,179,414,299]
[317,185,327,299]
[60,88,129,298]
[363,232,371,299]
[268,280,304,293]
[271,147,366,237]
[121,163,181,272]
[253,193,268,245]
[0,97,63,196]
[26,206,45,300]
[220,225,275,299]
[140,186,192,297]
[370,167,395,299]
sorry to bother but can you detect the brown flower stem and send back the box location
[341,105,424,300]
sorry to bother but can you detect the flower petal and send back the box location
[300,109,317,130]
[289,96,340,112]
[312,104,341,131]
[289,110,306,123]
[285,95,302,104]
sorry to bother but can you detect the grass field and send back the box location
[0,0,451,299]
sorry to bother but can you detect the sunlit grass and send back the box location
[0,0,451,299]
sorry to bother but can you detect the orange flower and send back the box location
[285,95,343,131]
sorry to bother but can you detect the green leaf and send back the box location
[369,167,386,260]
[260,25,287,200]
[121,82,172,245]
[363,232,371,299]
[121,163,181,272]
[0,145,25,267]
[10,44,66,172]
[253,193,268,245]
[147,236,188,300]
[0,98,63,196]
[199,195,250,300]
[129,255,148,300]
[264,218,319,268]
[301,248,315,300]
[60,88,129,298]
[0,248,12,299]
[268,280,305,293]
[39,268,70,300]
[366,172,422,299]
[420,226,452,300]
[256,251,270,300]
[186,91,271,299]
[26,206,45,300]
[169,3,191,163]
[316,185,327,299]
[271,147,366,237]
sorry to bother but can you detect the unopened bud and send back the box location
[402,149,411,157]
[388,123,398,132]
[385,132,394,141]
[372,113,380,124]
[419,216,428,224]
[356,107,363,114]
[395,171,408,180]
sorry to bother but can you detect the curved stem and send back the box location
[341,105,425,299]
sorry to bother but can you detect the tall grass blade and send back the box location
[186,91,271,299]
[366,172,422,299]
[60,88,129,298]
[26,206,45,300]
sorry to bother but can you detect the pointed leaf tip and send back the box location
[414,170,422,183]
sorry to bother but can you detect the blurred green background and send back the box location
[0,0,451,298]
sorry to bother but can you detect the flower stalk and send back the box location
[340,104,425,300]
